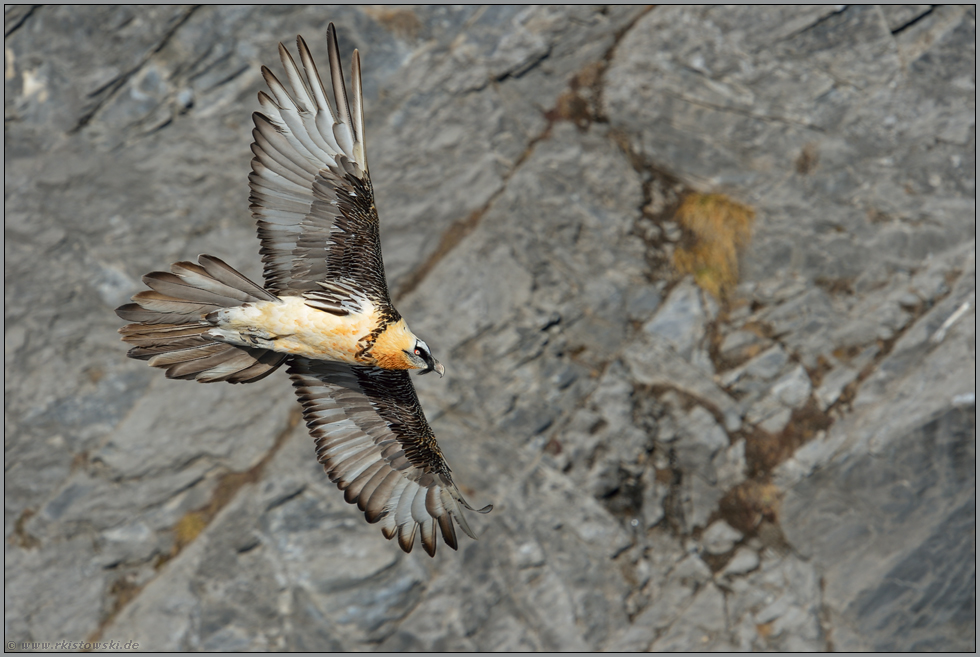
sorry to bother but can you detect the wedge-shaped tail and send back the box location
[116,255,287,383]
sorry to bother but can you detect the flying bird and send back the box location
[116,24,490,556]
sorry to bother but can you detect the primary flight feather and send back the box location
[117,24,490,557]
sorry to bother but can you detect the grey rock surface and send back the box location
[701,520,743,556]
[5,5,974,651]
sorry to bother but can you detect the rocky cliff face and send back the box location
[5,5,975,651]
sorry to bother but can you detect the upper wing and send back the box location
[249,24,390,301]
[288,357,491,556]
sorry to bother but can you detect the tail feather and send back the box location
[147,342,229,368]
[116,304,192,325]
[222,349,288,383]
[170,262,259,302]
[142,271,249,306]
[117,255,287,384]
[132,290,224,314]
[162,346,264,381]
[127,334,212,359]
[120,323,216,344]
[198,255,278,301]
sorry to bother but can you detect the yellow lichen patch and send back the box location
[170,470,257,556]
[173,510,208,552]
[718,479,782,534]
[361,7,422,40]
[672,193,755,298]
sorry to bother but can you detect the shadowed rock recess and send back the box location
[5,5,974,651]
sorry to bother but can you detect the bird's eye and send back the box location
[415,348,422,356]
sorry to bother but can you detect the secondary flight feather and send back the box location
[116,24,491,556]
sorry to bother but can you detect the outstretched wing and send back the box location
[288,357,491,556]
[249,24,390,302]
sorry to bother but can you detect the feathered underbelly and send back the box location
[211,296,377,363]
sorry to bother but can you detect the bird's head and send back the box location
[404,338,444,377]
[371,319,445,376]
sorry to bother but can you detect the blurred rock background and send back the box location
[4,5,975,651]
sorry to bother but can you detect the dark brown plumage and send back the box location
[290,359,490,556]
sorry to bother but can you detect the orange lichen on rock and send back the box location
[672,193,755,298]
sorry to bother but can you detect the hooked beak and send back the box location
[419,358,445,377]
